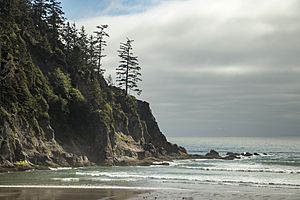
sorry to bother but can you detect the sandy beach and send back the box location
[0,184,299,200]
[130,185,300,200]
[0,187,143,200]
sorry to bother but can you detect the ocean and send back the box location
[0,137,299,191]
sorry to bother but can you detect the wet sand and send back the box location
[130,184,300,200]
[0,184,299,200]
[0,187,144,200]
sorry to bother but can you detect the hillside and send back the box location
[0,0,186,170]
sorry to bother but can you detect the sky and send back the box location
[61,0,300,137]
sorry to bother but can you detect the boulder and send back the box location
[242,152,253,157]
[223,155,240,160]
[226,152,240,157]
[205,150,221,158]
[224,152,241,160]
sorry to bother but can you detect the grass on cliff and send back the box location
[14,160,34,168]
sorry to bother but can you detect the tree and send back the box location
[116,38,142,95]
[61,22,78,72]
[32,0,49,32]
[78,26,88,63]
[87,35,96,67]
[78,26,89,57]
[47,0,65,47]
[0,0,13,20]
[106,74,114,86]
[93,25,109,75]
[14,0,33,28]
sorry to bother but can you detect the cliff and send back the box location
[0,62,187,168]
[0,0,186,170]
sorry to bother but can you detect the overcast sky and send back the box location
[61,0,300,137]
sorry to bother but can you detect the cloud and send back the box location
[97,0,153,16]
[75,0,300,136]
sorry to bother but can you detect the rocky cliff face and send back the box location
[0,68,186,169]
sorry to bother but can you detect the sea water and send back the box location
[0,137,299,190]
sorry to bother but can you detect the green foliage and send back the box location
[104,103,112,113]
[53,47,66,63]
[51,68,71,99]
[0,0,146,155]
[0,107,12,122]
[93,25,109,74]
[116,132,132,143]
[69,88,85,102]
[116,38,142,95]
[50,95,69,114]
[14,160,33,167]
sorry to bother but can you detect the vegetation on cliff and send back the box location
[0,0,186,169]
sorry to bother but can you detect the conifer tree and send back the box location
[61,22,78,72]
[93,25,109,75]
[0,0,11,19]
[47,0,65,47]
[87,35,97,79]
[14,0,33,27]
[116,38,142,95]
[62,22,72,52]
[78,26,88,65]
[32,0,49,32]
[106,74,114,86]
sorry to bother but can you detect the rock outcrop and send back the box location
[205,150,221,158]
[0,79,187,170]
[185,150,263,161]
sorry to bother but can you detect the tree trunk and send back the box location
[125,48,129,95]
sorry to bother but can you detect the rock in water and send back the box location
[226,152,240,157]
[224,152,241,160]
[242,152,253,157]
[205,150,221,158]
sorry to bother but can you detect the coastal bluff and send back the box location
[0,82,187,170]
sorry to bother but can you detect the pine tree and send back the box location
[61,22,78,72]
[47,0,65,47]
[106,74,114,86]
[78,26,88,65]
[15,0,33,28]
[0,0,14,22]
[32,0,49,32]
[116,38,142,95]
[93,25,109,75]
[87,35,97,78]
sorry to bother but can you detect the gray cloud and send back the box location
[76,0,300,136]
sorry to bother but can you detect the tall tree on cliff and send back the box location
[0,0,32,27]
[61,22,78,72]
[78,26,89,65]
[32,0,49,33]
[93,25,109,75]
[46,0,65,47]
[0,0,13,25]
[116,38,142,95]
[87,35,97,80]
